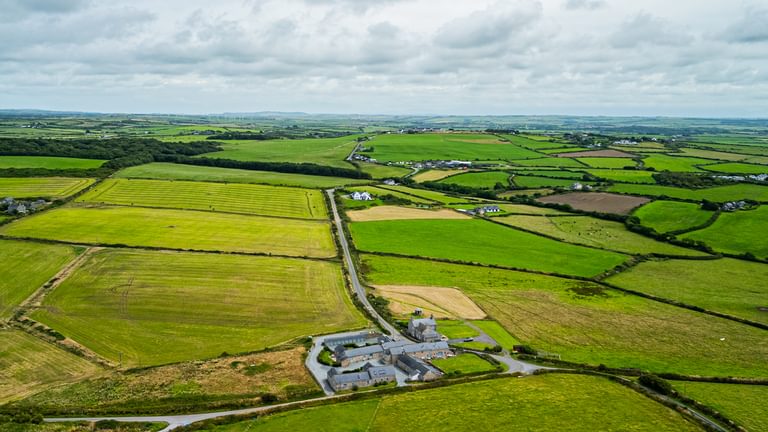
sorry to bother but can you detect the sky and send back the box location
[0,0,766,117]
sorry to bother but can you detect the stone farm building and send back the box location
[327,363,397,391]
[407,316,442,342]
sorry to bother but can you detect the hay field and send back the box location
[0,206,335,258]
[347,206,468,222]
[0,177,95,199]
[372,285,486,319]
[31,249,364,367]
[77,178,327,219]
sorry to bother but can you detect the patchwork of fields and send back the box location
[681,206,768,258]
[31,249,364,367]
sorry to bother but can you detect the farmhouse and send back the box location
[327,363,397,391]
[407,316,442,342]
[323,330,384,350]
[351,191,373,201]
[395,354,443,382]
[386,341,451,362]
[474,205,501,215]
[334,344,385,367]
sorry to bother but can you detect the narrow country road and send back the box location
[325,188,402,339]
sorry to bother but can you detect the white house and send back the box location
[351,191,373,201]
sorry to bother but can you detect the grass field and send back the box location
[537,192,650,214]
[31,249,364,367]
[513,175,587,188]
[376,185,478,204]
[0,177,95,199]
[365,133,542,162]
[472,320,519,349]
[641,154,714,172]
[77,179,327,219]
[577,157,637,169]
[702,162,768,174]
[431,353,496,374]
[449,203,570,215]
[436,320,479,339]
[439,171,511,188]
[206,374,700,431]
[350,219,627,277]
[116,163,372,188]
[356,162,411,179]
[495,215,707,256]
[0,329,102,402]
[0,156,105,169]
[509,169,585,179]
[584,169,657,183]
[199,136,359,168]
[607,258,768,325]
[513,157,587,168]
[673,381,768,432]
[633,201,714,233]
[0,240,81,319]
[19,347,318,413]
[675,148,752,161]
[361,254,768,377]
[607,183,768,202]
[1,206,335,258]
[682,206,768,258]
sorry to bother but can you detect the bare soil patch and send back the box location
[556,149,636,158]
[537,192,650,215]
[347,206,469,222]
[373,285,486,319]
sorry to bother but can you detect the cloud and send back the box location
[723,7,768,43]
[611,12,693,48]
[564,0,605,10]
[434,1,542,49]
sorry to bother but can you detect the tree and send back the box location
[638,374,673,395]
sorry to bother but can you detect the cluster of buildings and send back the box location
[459,205,502,216]
[351,153,377,163]
[1,197,46,216]
[612,139,639,145]
[721,200,749,211]
[324,317,452,391]
[569,182,592,191]
[714,174,768,182]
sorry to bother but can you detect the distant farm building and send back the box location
[350,191,373,201]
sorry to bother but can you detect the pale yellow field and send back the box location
[373,284,486,319]
[412,169,472,182]
[347,206,469,222]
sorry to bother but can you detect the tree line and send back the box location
[156,154,372,179]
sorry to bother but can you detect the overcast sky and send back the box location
[1,0,766,116]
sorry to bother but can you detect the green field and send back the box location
[431,353,496,374]
[607,183,768,202]
[364,133,542,162]
[495,215,707,256]
[0,240,81,319]
[116,163,371,188]
[702,162,768,174]
[676,148,752,161]
[449,203,570,216]
[0,206,335,258]
[356,162,411,179]
[472,320,519,349]
[0,156,105,169]
[513,157,587,168]
[376,185,478,204]
[510,169,585,179]
[436,320,479,339]
[77,179,327,219]
[350,219,627,277]
[206,374,699,432]
[199,136,359,168]
[513,175,587,188]
[0,329,102,402]
[361,254,768,377]
[0,177,95,199]
[577,157,636,169]
[642,154,714,172]
[633,201,714,233]
[608,258,768,325]
[585,169,657,183]
[31,249,364,367]
[439,171,511,188]
[682,206,768,258]
[673,381,768,432]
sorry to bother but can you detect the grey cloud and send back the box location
[434,1,542,49]
[564,0,605,10]
[611,13,693,48]
[723,7,768,43]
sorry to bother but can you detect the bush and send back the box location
[638,374,673,395]
[261,393,278,404]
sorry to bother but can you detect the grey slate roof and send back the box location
[336,344,384,360]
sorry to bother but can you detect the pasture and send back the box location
[641,154,713,172]
[472,320,519,349]
[702,162,768,174]
[682,206,768,258]
[438,171,511,188]
[576,157,636,169]
[608,183,768,202]
[0,177,94,199]
[199,136,359,168]
[77,178,327,219]
[558,150,635,158]
[376,185,478,204]
[510,169,584,179]
[675,148,752,161]
[361,254,768,377]
[513,157,586,168]
[346,186,435,204]
[364,133,542,162]
[0,240,81,319]
[495,215,708,256]
[607,258,768,325]
[513,175,587,188]
[350,219,627,277]
[584,169,657,183]
[673,382,768,432]
[537,192,650,214]
[0,206,335,258]
[0,329,102,402]
[449,203,570,215]
[31,249,364,367]
[431,353,496,374]
[116,163,371,188]
[633,201,714,233]
[346,206,468,222]
[206,374,699,431]
[356,162,411,179]
[0,156,105,169]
